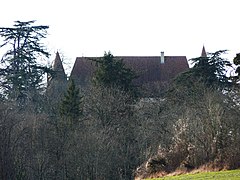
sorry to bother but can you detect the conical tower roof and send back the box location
[53,52,65,73]
[201,46,207,57]
[47,52,68,98]
[51,51,67,80]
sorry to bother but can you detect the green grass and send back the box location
[147,169,240,180]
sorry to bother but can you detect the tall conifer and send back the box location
[60,79,82,127]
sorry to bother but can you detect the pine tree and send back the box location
[92,51,138,96]
[59,79,82,127]
[0,21,50,102]
[168,50,232,105]
[190,50,231,88]
[232,53,240,84]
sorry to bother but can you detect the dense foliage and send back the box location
[1,22,240,180]
[92,51,138,96]
[0,21,49,102]
[233,53,240,83]
[177,50,231,89]
[60,79,82,127]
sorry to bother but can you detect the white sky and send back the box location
[1,0,240,73]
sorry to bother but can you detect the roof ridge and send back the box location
[76,55,187,58]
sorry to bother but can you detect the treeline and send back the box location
[1,80,240,180]
[135,51,240,179]
[1,21,240,180]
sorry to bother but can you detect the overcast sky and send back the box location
[1,0,239,72]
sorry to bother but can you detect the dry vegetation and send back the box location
[135,82,240,179]
[1,81,239,180]
[1,20,240,180]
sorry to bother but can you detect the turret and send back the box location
[201,46,207,57]
[46,52,68,99]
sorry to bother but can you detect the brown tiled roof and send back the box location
[70,55,189,86]
[70,57,97,86]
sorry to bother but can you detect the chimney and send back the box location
[161,51,164,64]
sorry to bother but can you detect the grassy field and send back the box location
[147,169,240,180]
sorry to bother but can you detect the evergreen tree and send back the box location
[190,50,231,88]
[60,79,82,127]
[232,53,240,84]
[93,51,138,96]
[0,21,50,101]
[168,50,232,105]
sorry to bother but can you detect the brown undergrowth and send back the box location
[135,161,238,180]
